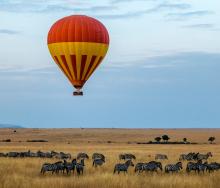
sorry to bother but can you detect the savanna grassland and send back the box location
[0,128,220,188]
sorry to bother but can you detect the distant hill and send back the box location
[0,124,24,128]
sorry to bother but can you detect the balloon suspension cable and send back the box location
[73,89,83,96]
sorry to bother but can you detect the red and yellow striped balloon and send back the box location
[47,15,109,95]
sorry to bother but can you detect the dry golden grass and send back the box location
[0,128,220,188]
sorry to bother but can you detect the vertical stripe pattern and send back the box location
[48,42,108,89]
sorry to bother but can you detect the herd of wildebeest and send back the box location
[1,150,220,175]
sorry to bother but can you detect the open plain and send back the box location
[0,128,220,188]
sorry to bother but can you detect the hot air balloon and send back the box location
[47,15,109,96]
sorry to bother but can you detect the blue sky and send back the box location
[0,0,220,128]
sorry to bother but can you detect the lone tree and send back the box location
[183,138,187,143]
[208,137,215,144]
[162,135,170,142]
[154,137,161,143]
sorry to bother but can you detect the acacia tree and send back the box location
[162,135,170,142]
[183,138,187,143]
[154,137,161,143]
[208,137,215,144]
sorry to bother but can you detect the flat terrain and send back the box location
[0,128,220,188]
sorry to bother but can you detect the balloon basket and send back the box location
[73,90,83,96]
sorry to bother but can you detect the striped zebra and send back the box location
[196,152,212,161]
[197,162,208,173]
[40,161,63,174]
[55,152,71,160]
[179,152,197,161]
[93,158,105,167]
[165,162,182,173]
[76,159,85,175]
[64,159,77,174]
[119,153,136,160]
[142,161,163,172]
[134,162,144,173]
[186,161,198,173]
[92,153,105,161]
[155,154,168,160]
[113,160,134,174]
[77,152,89,160]
[186,160,206,173]
[206,162,220,173]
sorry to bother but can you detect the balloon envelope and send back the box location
[47,15,109,92]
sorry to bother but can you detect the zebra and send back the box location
[134,162,144,173]
[206,162,220,173]
[165,162,182,173]
[114,160,134,174]
[155,154,168,160]
[197,162,208,173]
[93,158,105,167]
[92,153,105,161]
[0,153,6,157]
[76,159,85,175]
[186,160,205,173]
[7,152,19,157]
[40,161,63,174]
[56,152,71,160]
[142,161,163,172]
[64,159,77,174]
[196,152,212,161]
[179,152,197,161]
[119,154,136,160]
[77,152,89,160]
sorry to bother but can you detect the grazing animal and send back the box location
[179,152,197,161]
[77,152,89,160]
[196,152,212,161]
[142,161,163,172]
[119,154,136,160]
[155,154,168,160]
[206,162,220,173]
[165,162,182,173]
[114,160,134,174]
[92,153,105,161]
[64,159,77,174]
[186,160,205,173]
[134,162,144,173]
[76,159,85,175]
[55,152,71,160]
[0,153,6,157]
[186,161,198,173]
[93,158,105,167]
[197,162,208,173]
[40,161,63,174]
[7,152,19,157]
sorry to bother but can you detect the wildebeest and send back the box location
[165,162,182,173]
[76,159,85,175]
[77,152,89,160]
[93,158,105,167]
[114,160,134,174]
[155,154,168,160]
[92,153,105,161]
[142,161,163,172]
[119,153,136,160]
